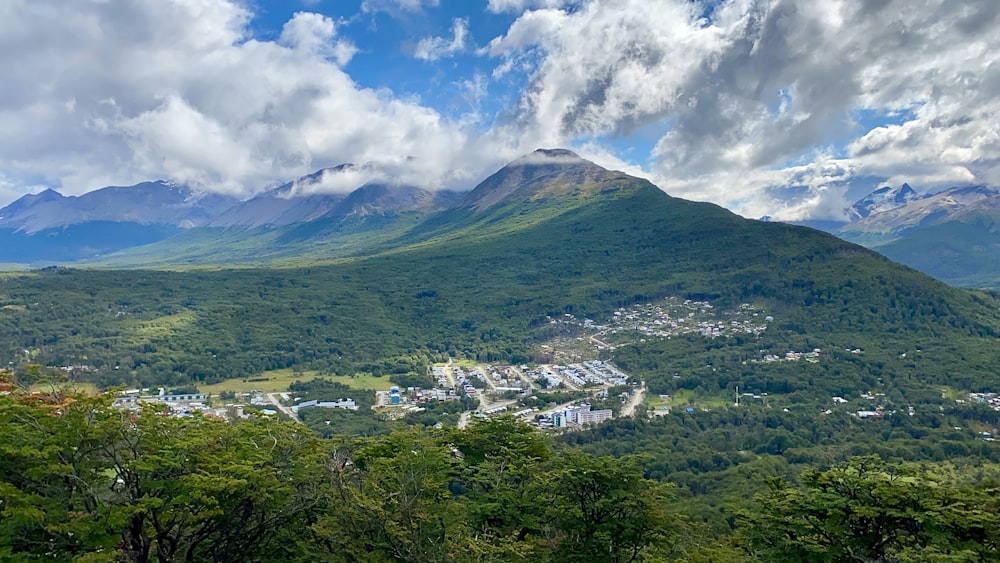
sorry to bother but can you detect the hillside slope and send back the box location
[0,151,997,401]
[838,186,1000,288]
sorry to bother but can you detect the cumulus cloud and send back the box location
[0,0,510,204]
[361,0,439,14]
[279,12,357,65]
[414,18,468,61]
[3,0,999,222]
[488,0,1000,220]
[486,0,574,14]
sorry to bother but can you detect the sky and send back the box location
[1,0,998,221]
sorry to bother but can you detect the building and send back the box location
[293,398,357,412]
[554,404,613,427]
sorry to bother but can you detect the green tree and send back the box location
[737,455,1000,562]
[549,451,686,562]
[307,429,464,562]
[450,415,554,558]
[0,390,328,562]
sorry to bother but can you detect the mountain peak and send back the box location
[529,148,582,159]
[459,148,632,210]
[847,183,922,221]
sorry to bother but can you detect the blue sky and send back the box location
[1,0,998,220]
[249,1,522,133]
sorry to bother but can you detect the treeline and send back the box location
[3,387,999,562]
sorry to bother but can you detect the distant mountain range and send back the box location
[0,169,461,265]
[0,181,238,233]
[846,183,920,221]
[4,152,1000,289]
[834,184,1000,288]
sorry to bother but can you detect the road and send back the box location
[589,334,613,351]
[265,393,302,424]
[508,365,537,391]
[620,382,647,417]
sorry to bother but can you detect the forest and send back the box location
[2,380,999,562]
[3,174,1000,560]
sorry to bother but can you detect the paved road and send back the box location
[265,393,302,424]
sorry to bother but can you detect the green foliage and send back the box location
[736,456,1000,561]
[549,451,685,562]
[0,395,692,561]
[0,391,328,562]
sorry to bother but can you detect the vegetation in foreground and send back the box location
[2,381,999,562]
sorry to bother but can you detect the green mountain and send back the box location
[838,186,1000,288]
[874,196,1000,289]
[5,150,1000,561]
[1,149,997,398]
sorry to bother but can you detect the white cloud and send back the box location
[414,18,468,61]
[0,0,510,204]
[278,12,356,65]
[3,0,999,223]
[488,0,1000,220]
[486,0,573,14]
[361,0,439,14]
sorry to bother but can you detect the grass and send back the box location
[648,389,732,410]
[30,381,99,396]
[0,264,29,272]
[127,311,197,341]
[198,369,395,394]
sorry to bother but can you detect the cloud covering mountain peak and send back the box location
[1,0,998,222]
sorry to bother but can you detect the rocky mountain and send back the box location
[840,185,1000,243]
[209,167,351,228]
[868,192,1000,288]
[0,181,237,234]
[0,168,462,265]
[836,185,1000,288]
[0,181,240,264]
[326,182,462,220]
[846,183,920,221]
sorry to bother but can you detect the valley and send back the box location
[3,150,1000,560]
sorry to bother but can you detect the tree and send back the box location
[737,455,1000,562]
[450,415,554,558]
[307,429,464,562]
[0,389,328,562]
[549,451,686,562]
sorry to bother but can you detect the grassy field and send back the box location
[198,369,395,394]
[647,389,733,410]
[0,264,29,272]
[30,381,99,396]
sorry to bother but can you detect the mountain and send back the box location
[457,148,629,210]
[209,167,352,228]
[2,148,998,399]
[834,185,1000,287]
[0,181,240,264]
[93,179,463,267]
[846,183,920,221]
[840,185,1000,244]
[872,193,1000,288]
[0,180,236,233]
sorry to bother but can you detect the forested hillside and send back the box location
[2,385,998,562]
[1,174,998,392]
[3,155,1000,560]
